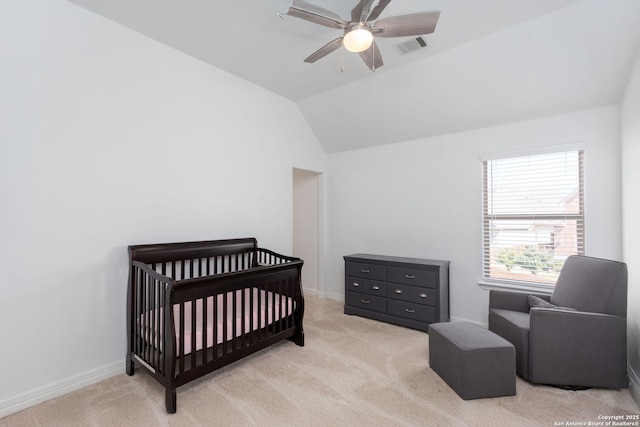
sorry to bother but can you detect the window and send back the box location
[482,147,584,287]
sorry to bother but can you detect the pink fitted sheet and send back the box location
[142,288,294,356]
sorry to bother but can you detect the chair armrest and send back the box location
[489,290,549,313]
[529,308,627,387]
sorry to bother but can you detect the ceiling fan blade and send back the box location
[373,11,440,38]
[351,0,375,23]
[367,0,392,22]
[359,40,383,71]
[304,37,344,63]
[287,0,348,29]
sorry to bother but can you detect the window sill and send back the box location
[478,279,553,295]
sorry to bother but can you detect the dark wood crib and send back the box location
[126,238,304,413]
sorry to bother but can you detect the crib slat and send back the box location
[249,288,254,345]
[141,272,145,362]
[283,279,288,330]
[134,268,139,356]
[146,274,152,364]
[135,268,142,356]
[179,303,185,374]
[232,290,237,352]
[222,292,228,356]
[257,288,262,341]
[231,291,238,351]
[191,298,197,369]
[240,288,246,348]
[284,279,289,330]
[278,279,283,333]
[155,278,161,369]
[202,296,208,365]
[141,270,146,357]
[150,276,155,369]
[156,279,161,368]
[287,277,293,329]
[156,281,165,372]
[271,286,276,335]
[145,275,151,363]
[213,293,218,359]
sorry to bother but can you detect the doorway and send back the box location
[292,168,323,298]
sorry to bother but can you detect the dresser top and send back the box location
[344,253,450,269]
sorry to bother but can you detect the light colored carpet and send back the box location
[2,297,638,426]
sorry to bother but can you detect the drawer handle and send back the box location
[361,269,370,273]
[361,299,370,304]
[419,293,427,298]
[394,289,402,294]
[372,286,380,290]
[352,282,359,287]
[405,309,416,313]
[405,275,415,279]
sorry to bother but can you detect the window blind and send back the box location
[482,149,584,285]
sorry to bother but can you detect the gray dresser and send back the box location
[343,254,450,331]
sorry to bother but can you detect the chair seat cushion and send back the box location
[488,309,530,379]
[490,309,530,330]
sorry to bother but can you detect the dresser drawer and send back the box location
[345,262,386,281]
[388,299,436,323]
[345,276,387,296]
[387,283,436,306]
[387,267,437,288]
[345,291,386,313]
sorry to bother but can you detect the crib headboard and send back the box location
[129,237,258,264]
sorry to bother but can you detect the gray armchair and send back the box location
[488,255,628,389]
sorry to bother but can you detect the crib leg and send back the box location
[126,354,134,376]
[289,330,304,347]
[165,387,177,414]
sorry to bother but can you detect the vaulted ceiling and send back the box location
[69,0,640,152]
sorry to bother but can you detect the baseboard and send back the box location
[0,360,124,419]
[303,287,319,298]
[629,364,640,409]
[324,291,344,302]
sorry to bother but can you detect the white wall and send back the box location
[622,46,640,405]
[0,0,326,415]
[327,106,622,324]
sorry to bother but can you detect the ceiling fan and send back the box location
[286,0,440,71]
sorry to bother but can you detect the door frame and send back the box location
[292,167,324,298]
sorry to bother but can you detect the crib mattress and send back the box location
[141,288,293,356]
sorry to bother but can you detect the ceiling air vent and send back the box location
[393,36,429,55]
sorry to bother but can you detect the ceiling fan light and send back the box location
[343,26,373,53]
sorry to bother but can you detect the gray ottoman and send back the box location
[428,322,516,400]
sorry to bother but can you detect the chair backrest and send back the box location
[550,255,627,317]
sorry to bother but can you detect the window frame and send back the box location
[479,144,586,293]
